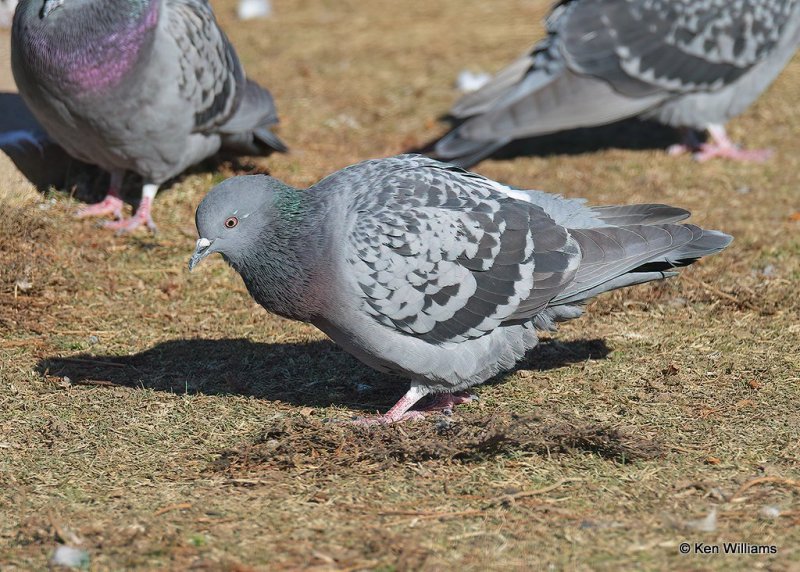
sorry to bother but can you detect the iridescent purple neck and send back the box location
[67,1,159,92]
[22,0,160,94]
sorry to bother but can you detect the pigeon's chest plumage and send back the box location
[13,1,160,95]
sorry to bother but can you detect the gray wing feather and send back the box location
[342,156,731,343]
[344,157,581,345]
[588,204,691,226]
[436,62,665,165]
[562,0,800,96]
[220,79,280,134]
[434,0,799,166]
[554,223,732,304]
[451,52,538,118]
[166,0,285,151]
[504,188,690,228]
[166,0,244,132]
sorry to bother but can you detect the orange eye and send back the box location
[225,216,238,229]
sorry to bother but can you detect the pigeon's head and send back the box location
[190,175,289,271]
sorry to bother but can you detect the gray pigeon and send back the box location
[189,155,732,423]
[432,0,800,167]
[11,0,287,233]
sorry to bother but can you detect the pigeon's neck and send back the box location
[17,0,159,94]
[234,187,331,322]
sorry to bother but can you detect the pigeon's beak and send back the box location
[188,238,214,272]
[41,0,65,18]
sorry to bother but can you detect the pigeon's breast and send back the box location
[14,1,160,96]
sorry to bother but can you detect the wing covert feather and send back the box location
[344,158,581,345]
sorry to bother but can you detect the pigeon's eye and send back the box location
[225,216,238,229]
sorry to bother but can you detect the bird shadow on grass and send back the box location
[0,92,78,193]
[412,117,686,161]
[36,337,610,413]
[0,91,272,204]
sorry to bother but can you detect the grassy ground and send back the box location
[2,0,800,569]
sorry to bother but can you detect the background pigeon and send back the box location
[189,155,732,424]
[237,0,271,20]
[431,0,800,167]
[11,0,287,233]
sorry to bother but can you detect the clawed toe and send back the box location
[353,410,426,426]
[694,145,773,163]
[103,215,157,235]
[75,196,125,219]
[352,390,477,425]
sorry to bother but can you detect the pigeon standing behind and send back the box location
[431,0,800,167]
[11,0,287,233]
[189,155,732,423]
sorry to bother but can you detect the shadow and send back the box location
[0,92,81,192]
[36,337,610,412]
[412,117,688,163]
[0,92,276,204]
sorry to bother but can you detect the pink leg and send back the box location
[103,183,158,235]
[354,385,429,425]
[354,387,476,425]
[75,171,124,219]
[693,125,773,163]
[670,125,772,162]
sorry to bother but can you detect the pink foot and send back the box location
[416,391,477,415]
[75,195,124,219]
[693,144,773,163]
[354,388,476,425]
[103,197,157,235]
[669,125,773,163]
[354,410,426,426]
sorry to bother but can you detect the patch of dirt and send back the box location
[214,413,664,476]
[0,200,54,296]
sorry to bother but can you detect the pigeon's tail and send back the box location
[429,62,666,167]
[221,79,288,155]
[552,221,732,306]
[430,133,511,168]
[252,126,288,153]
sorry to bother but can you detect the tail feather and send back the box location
[450,52,540,119]
[553,223,732,305]
[253,126,288,153]
[589,204,691,226]
[432,69,665,167]
[219,79,288,155]
[432,133,510,168]
[223,79,279,134]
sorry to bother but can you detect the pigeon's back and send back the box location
[433,0,800,166]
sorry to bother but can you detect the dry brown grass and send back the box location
[2,0,800,569]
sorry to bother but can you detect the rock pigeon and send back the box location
[11,0,287,233]
[189,155,732,423]
[432,0,800,167]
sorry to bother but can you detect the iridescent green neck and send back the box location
[274,185,306,225]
